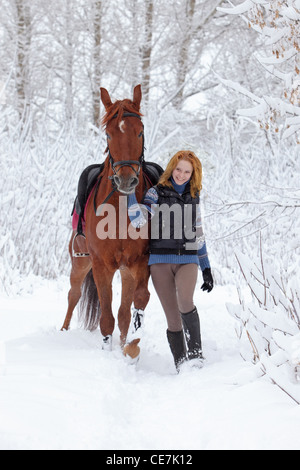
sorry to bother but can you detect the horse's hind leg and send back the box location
[61,233,91,331]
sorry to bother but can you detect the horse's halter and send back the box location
[106,112,145,180]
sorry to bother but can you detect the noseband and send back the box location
[94,112,145,215]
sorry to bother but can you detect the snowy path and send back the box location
[0,276,299,450]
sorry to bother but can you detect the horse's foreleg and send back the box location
[92,259,115,348]
[118,268,135,348]
[133,265,150,312]
[130,258,150,319]
[127,264,150,341]
[123,259,150,361]
[61,234,91,331]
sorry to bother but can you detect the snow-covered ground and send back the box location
[0,275,299,450]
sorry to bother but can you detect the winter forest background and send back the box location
[0,1,300,401]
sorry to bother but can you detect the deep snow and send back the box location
[0,275,300,450]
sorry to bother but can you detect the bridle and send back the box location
[107,112,145,179]
[93,112,145,215]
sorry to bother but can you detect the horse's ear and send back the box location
[133,85,142,111]
[100,87,113,110]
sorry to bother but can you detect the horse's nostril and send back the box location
[113,176,121,186]
[129,177,139,188]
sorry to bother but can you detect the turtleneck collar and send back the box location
[170,176,190,195]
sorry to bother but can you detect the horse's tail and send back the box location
[79,269,101,331]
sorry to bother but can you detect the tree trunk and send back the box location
[141,0,154,106]
[175,0,196,109]
[93,0,102,126]
[65,0,74,123]
[15,0,31,121]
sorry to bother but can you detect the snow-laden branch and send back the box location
[214,72,262,104]
[207,186,300,242]
[218,0,266,16]
[217,0,300,140]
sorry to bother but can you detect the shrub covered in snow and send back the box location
[0,122,103,291]
[227,242,300,404]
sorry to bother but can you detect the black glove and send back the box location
[201,268,214,293]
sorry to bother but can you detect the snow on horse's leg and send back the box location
[123,308,145,363]
[102,334,113,351]
[127,308,145,342]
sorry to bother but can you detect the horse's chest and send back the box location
[111,242,147,268]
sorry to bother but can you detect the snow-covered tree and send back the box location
[91,0,103,126]
[14,0,32,122]
[218,0,300,141]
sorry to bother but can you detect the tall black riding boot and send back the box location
[166,329,187,372]
[181,307,203,361]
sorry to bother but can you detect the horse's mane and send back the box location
[101,99,142,128]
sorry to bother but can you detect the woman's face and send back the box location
[172,159,193,185]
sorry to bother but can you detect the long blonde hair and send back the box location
[158,150,202,198]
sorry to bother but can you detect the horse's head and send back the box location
[100,85,144,195]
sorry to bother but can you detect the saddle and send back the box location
[142,161,164,187]
[72,161,164,235]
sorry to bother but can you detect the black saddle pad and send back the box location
[73,163,104,218]
[142,161,164,186]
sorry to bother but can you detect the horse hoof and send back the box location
[102,335,112,351]
[123,339,140,363]
[124,353,140,366]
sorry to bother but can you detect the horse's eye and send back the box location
[138,131,143,138]
[106,133,111,140]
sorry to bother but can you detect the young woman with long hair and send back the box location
[127,150,214,371]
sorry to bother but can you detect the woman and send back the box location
[128,150,214,371]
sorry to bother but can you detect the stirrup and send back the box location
[72,232,90,258]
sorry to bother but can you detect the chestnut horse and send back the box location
[61,85,151,361]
